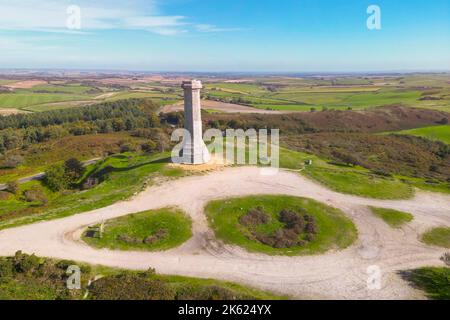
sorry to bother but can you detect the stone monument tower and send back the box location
[180,80,210,164]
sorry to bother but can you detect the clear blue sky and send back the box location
[0,0,449,72]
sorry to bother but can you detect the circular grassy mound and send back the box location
[82,208,192,251]
[421,227,450,249]
[205,195,357,256]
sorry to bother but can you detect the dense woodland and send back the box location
[0,99,162,153]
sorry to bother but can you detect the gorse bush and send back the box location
[0,252,280,300]
[239,207,318,249]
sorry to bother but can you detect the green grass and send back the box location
[0,92,90,109]
[402,267,450,300]
[82,208,192,251]
[202,77,450,113]
[369,207,414,228]
[393,125,450,144]
[278,147,415,199]
[0,152,185,230]
[205,195,357,256]
[421,227,450,248]
[303,167,414,199]
[30,84,98,94]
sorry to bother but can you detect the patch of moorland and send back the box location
[205,195,357,256]
[0,251,285,300]
[0,133,148,183]
[0,152,185,230]
[281,133,450,192]
[203,105,449,134]
[279,147,415,199]
[82,208,192,251]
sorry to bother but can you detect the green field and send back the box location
[1,74,450,113]
[370,207,414,228]
[421,227,450,248]
[202,76,450,113]
[205,195,357,256]
[83,208,192,251]
[0,92,91,109]
[393,125,450,144]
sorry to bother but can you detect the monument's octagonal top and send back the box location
[182,80,203,89]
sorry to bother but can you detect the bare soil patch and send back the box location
[5,80,47,89]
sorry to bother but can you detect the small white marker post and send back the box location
[99,220,104,239]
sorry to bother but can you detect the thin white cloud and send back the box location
[195,24,243,33]
[0,0,241,36]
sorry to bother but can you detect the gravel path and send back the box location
[0,167,448,299]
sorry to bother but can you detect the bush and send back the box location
[116,234,142,244]
[239,207,270,227]
[0,258,14,278]
[176,285,245,300]
[141,140,157,153]
[119,143,135,153]
[331,150,360,167]
[5,181,19,195]
[55,259,78,270]
[2,155,24,168]
[143,229,168,245]
[0,191,11,200]
[371,169,393,177]
[23,188,48,205]
[13,251,41,275]
[437,117,448,125]
[64,158,85,183]
[44,164,69,191]
[239,207,318,249]
[441,253,450,266]
[82,177,99,190]
[89,274,175,300]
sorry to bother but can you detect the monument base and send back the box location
[180,142,211,165]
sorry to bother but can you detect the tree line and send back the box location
[0,99,161,153]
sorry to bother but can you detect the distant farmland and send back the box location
[1,74,450,114]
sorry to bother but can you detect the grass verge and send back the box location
[82,208,192,251]
[369,207,414,228]
[205,195,357,256]
[421,227,450,248]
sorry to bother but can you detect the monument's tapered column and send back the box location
[181,80,210,164]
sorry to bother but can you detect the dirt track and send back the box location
[0,167,448,299]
